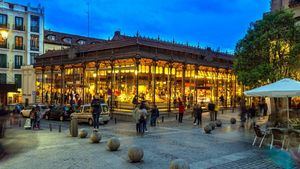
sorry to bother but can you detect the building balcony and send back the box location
[13,44,25,50]
[30,26,39,33]
[13,24,25,31]
[0,23,10,30]
[0,42,9,49]
[0,63,9,69]
[14,64,25,69]
[289,0,300,8]
[30,46,39,51]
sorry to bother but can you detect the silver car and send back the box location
[71,103,110,126]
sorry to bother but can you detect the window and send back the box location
[30,53,39,64]
[30,35,39,51]
[0,14,7,28]
[0,73,6,84]
[30,15,39,33]
[15,36,23,50]
[15,17,24,31]
[14,55,23,69]
[77,40,86,45]
[63,37,72,44]
[47,35,56,41]
[14,74,22,88]
[0,35,7,48]
[0,54,7,68]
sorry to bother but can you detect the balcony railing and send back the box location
[30,26,39,33]
[289,0,300,7]
[0,23,10,29]
[14,64,24,69]
[13,44,25,50]
[0,42,9,49]
[30,46,39,51]
[13,24,25,31]
[0,63,9,68]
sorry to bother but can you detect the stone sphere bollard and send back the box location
[170,159,190,169]
[230,118,236,124]
[209,122,216,130]
[90,131,101,143]
[204,125,212,134]
[107,137,120,151]
[128,145,144,163]
[215,120,222,127]
[78,129,88,138]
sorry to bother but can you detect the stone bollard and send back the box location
[204,125,212,134]
[49,123,52,132]
[162,116,164,123]
[128,145,144,163]
[175,114,178,120]
[70,117,78,137]
[209,122,216,130]
[215,120,222,127]
[170,159,190,169]
[58,124,61,133]
[90,131,101,143]
[106,137,120,151]
[230,118,236,124]
[78,129,88,138]
[115,117,117,124]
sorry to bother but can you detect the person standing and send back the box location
[132,105,140,133]
[150,105,160,126]
[263,99,268,117]
[91,95,101,131]
[193,104,203,125]
[249,102,256,127]
[178,101,185,123]
[208,101,215,121]
[137,103,148,134]
[29,107,36,130]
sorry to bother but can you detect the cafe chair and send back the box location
[286,130,300,152]
[253,125,268,148]
[270,128,285,150]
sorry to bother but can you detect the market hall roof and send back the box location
[37,31,234,69]
[44,30,106,46]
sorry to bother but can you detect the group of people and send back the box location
[29,106,42,130]
[132,102,160,134]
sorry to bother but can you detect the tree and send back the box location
[234,10,300,88]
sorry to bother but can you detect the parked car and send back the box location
[44,106,72,121]
[71,103,110,126]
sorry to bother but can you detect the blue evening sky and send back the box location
[9,0,269,53]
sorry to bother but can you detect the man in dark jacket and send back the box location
[193,104,203,125]
[208,101,215,121]
[150,105,159,126]
[91,95,101,130]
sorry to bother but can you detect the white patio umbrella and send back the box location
[244,78,300,127]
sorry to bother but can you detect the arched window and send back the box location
[63,37,72,44]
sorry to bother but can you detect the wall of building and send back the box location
[0,1,44,105]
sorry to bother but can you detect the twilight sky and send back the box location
[9,0,270,53]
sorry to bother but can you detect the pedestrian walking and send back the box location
[178,101,185,123]
[150,105,159,126]
[35,106,41,129]
[214,103,219,121]
[249,102,256,127]
[29,107,36,130]
[208,101,215,121]
[91,95,101,131]
[138,103,148,134]
[240,98,247,128]
[193,104,203,125]
[132,105,140,133]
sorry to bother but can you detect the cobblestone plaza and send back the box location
[1,112,299,169]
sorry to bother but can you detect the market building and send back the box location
[35,31,242,112]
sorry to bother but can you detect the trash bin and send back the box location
[70,117,78,137]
